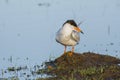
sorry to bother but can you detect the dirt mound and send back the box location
[55,52,120,67]
[37,52,120,80]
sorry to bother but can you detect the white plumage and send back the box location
[56,20,83,56]
[56,23,80,46]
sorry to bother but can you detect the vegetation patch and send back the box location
[36,52,120,80]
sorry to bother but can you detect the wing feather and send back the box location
[71,30,80,42]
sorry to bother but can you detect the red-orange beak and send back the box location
[74,27,84,34]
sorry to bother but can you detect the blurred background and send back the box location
[0,0,120,70]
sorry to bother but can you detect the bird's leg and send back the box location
[69,46,74,56]
[72,46,74,53]
[64,45,67,54]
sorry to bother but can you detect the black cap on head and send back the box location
[63,20,77,27]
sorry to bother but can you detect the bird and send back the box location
[56,20,83,56]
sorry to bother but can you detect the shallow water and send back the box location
[0,0,120,79]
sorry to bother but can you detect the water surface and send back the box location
[0,0,120,79]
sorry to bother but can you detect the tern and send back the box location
[56,20,83,56]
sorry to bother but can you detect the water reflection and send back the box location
[38,3,50,7]
[0,56,55,79]
[0,57,37,79]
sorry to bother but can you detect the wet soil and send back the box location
[37,51,120,80]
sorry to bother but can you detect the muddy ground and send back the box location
[37,51,120,80]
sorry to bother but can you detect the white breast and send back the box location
[56,23,79,46]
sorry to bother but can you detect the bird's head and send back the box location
[64,20,84,34]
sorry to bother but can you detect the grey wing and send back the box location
[71,30,80,42]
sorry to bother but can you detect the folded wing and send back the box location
[71,30,80,43]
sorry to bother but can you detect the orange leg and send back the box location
[69,46,74,56]
[64,46,67,54]
[72,46,74,53]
